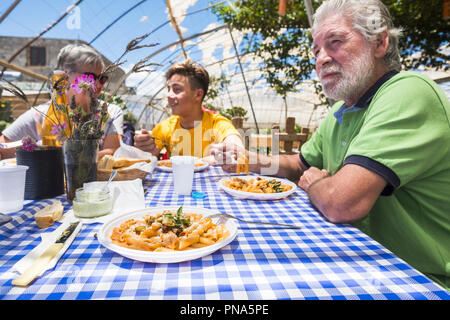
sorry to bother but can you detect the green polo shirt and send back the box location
[301,71,450,290]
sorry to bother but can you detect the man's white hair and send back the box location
[312,0,403,71]
[56,44,105,73]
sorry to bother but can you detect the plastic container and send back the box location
[171,156,195,195]
[0,165,29,213]
[72,187,113,218]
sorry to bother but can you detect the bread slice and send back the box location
[98,155,115,169]
[35,201,64,229]
[112,156,151,168]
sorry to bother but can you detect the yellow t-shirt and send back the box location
[151,111,240,158]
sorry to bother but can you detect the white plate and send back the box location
[155,160,209,172]
[98,206,238,263]
[0,158,17,166]
[218,175,297,200]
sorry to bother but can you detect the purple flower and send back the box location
[50,122,68,136]
[70,74,96,94]
[22,136,38,152]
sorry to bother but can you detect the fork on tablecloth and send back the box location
[208,213,301,229]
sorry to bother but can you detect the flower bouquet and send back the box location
[1,32,160,203]
[45,71,110,203]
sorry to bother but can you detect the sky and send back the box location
[1,0,310,129]
[0,0,230,96]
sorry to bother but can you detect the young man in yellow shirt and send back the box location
[134,60,243,163]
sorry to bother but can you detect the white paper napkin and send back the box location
[111,141,157,173]
[77,178,146,224]
[114,140,154,159]
[12,219,82,275]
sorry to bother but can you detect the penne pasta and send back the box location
[224,177,292,194]
[110,207,229,252]
[199,236,215,245]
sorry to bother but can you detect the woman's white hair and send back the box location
[312,0,403,71]
[56,44,104,73]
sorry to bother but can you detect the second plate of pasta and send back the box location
[98,206,238,263]
[155,159,209,172]
[219,175,297,200]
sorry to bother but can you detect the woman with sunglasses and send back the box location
[0,44,123,161]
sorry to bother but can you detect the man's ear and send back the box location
[374,30,389,58]
[195,88,204,101]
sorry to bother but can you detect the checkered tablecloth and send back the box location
[1,166,448,300]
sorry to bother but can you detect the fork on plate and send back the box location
[208,212,301,229]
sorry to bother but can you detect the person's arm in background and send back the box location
[98,133,121,159]
[0,106,43,160]
[97,104,123,159]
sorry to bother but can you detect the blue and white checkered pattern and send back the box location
[1,166,449,300]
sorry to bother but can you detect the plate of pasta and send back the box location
[219,175,297,200]
[98,205,238,263]
[155,159,209,172]
[0,158,17,166]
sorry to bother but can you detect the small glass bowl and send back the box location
[73,187,113,218]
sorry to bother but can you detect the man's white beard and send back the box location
[320,48,376,104]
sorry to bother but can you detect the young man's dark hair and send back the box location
[165,59,210,102]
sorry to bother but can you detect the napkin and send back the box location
[78,178,146,224]
[114,140,153,159]
[112,141,157,173]
[12,219,82,276]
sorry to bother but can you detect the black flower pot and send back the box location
[16,146,65,200]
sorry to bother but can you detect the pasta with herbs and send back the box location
[223,177,293,193]
[110,207,230,252]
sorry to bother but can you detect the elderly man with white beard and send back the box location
[210,0,450,290]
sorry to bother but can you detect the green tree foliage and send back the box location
[202,73,249,120]
[98,93,137,125]
[212,0,449,99]
[204,73,231,103]
[220,106,249,120]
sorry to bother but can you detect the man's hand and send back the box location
[209,142,245,172]
[134,129,159,155]
[298,167,329,191]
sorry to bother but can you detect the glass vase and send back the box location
[63,139,99,204]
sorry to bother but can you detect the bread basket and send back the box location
[96,155,157,181]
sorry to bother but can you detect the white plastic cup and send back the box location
[0,165,29,213]
[171,156,195,196]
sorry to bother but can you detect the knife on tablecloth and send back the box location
[12,222,80,287]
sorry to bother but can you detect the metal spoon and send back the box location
[103,170,117,192]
